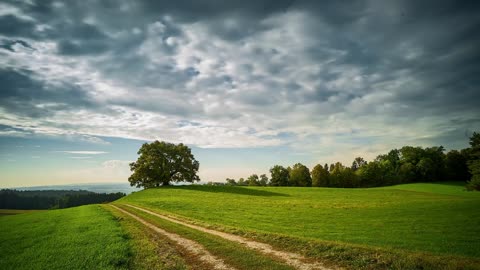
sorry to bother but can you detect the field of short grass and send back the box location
[104,204,189,270]
[116,204,297,270]
[0,205,131,270]
[1,182,479,270]
[118,182,480,260]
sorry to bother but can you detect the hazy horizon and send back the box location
[1,0,479,187]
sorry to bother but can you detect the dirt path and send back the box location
[124,204,335,270]
[110,205,236,270]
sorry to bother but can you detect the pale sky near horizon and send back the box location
[1,0,479,187]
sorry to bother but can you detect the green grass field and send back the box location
[0,205,131,270]
[117,182,480,261]
[105,205,189,270]
[116,204,297,270]
[1,182,479,270]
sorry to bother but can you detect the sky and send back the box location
[1,0,479,188]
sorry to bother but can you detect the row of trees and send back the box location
[127,134,479,190]
[0,190,126,209]
[223,132,480,190]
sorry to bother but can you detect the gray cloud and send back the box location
[0,68,96,117]
[0,15,37,38]
[0,0,479,153]
[0,39,32,51]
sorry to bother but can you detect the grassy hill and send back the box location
[118,182,480,258]
[1,182,479,269]
[114,182,480,269]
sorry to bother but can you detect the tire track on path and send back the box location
[110,205,236,270]
[124,204,336,270]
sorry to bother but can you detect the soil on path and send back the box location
[110,205,236,270]
[124,204,336,270]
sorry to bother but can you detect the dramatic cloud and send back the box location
[1,0,479,159]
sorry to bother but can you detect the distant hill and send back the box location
[0,189,126,209]
[11,182,142,194]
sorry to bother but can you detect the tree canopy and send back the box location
[289,163,312,187]
[311,164,330,187]
[247,174,260,186]
[269,165,289,186]
[467,132,480,190]
[128,141,200,188]
[222,132,478,190]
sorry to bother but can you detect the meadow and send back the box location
[1,182,479,270]
[117,182,480,268]
[0,205,131,270]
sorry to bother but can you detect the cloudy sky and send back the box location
[1,0,479,187]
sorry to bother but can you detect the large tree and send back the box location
[128,141,200,188]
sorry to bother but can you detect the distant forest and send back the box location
[0,190,125,210]
[217,132,480,190]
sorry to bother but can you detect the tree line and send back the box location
[0,190,125,210]
[126,134,479,190]
[219,132,480,190]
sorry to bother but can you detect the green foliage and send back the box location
[329,162,346,187]
[236,132,478,188]
[288,163,312,187]
[466,175,480,191]
[417,157,436,181]
[326,162,360,188]
[445,150,470,181]
[246,174,260,186]
[237,177,246,186]
[0,189,124,210]
[128,141,200,188]
[225,178,237,186]
[353,145,451,187]
[424,146,447,180]
[341,167,360,187]
[351,157,367,171]
[0,205,132,270]
[269,165,289,186]
[400,146,425,165]
[118,183,480,261]
[395,146,447,183]
[468,160,480,181]
[398,162,416,183]
[259,174,269,186]
[358,161,381,187]
[467,132,480,187]
[470,132,480,152]
[311,163,330,187]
